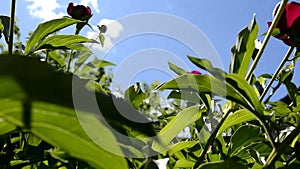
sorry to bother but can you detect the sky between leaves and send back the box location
[1,0,300,100]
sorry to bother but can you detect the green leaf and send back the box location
[47,50,66,67]
[157,74,225,95]
[285,81,298,106]
[167,90,211,109]
[252,163,263,169]
[198,159,248,169]
[168,62,187,75]
[278,64,294,84]
[125,83,147,109]
[85,80,108,95]
[90,59,116,68]
[261,28,281,36]
[0,54,156,139]
[253,75,267,95]
[77,65,96,80]
[0,119,16,135]
[269,101,292,116]
[10,160,28,167]
[99,34,105,47]
[187,56,226,78]
[158,74,263,116]
[236,142,272,159]
[168,141,198,155]
[228,125,263,156]
[217,109,256,136]
[0,19,4,31]
[35,34,97,52]
[167,90,201,103]
[174,159,195,168]
[230,16,258,77]
[25,17,83,55]
[152,106,204,152]
[226,74,263,116]
[0,16,10,43]
[0,99,128,169]
[27,133,42,146]
[66,43,93,53]
[0,19,4,33]
[74,51,93,72]
[49,149,69,163]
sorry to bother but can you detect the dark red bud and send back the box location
[188,70,201,75]
[67,2,92,21]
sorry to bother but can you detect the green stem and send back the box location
[263,123,300,168]
[8,0,16,55]
[256,116,275,148]
[66,51,73,73]
[193,105,232,169]
[245,0,288,81]
[45,51,49,63]
[264,82,281,104]
[66,27,81,73]
[259,46,295,102]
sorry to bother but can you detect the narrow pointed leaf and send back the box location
[25,17,83,54]
[158,74,263,116]
[168,62,187,75]
[228,125,262,156]
[0,16,10,43]
[168,141,198,155]
[125,83,147,109]
[174,159,195,168]
[152,106,204,152]
[35,34,97,51]
[217,109,256,137]
[47,50,66,67]
[0,100,128,169]
[187,56,226,78]
[99,34,105,47]
[90,59,116,68]
[226,74,263,116]
[0,120,16,135]
[230,16,258,77]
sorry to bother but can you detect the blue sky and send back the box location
[1,0,299,100]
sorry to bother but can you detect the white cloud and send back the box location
[98,19,123,38]
[80,0,100,13]
[87,19,123,52]
[25,0,64,21]
[26,0,100,21]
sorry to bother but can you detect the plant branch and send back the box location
[263,122,300,168]
[256,116,276,148]
[66,51,74,73]
[264,81,281,104]
[245,0,288,81]
[260,46,295,102]
[8,0,16,55]
[193,105,232,169]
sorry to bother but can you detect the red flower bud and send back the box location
[268,2,300,47]
[67,2,92,21]
[187,70,201,75]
